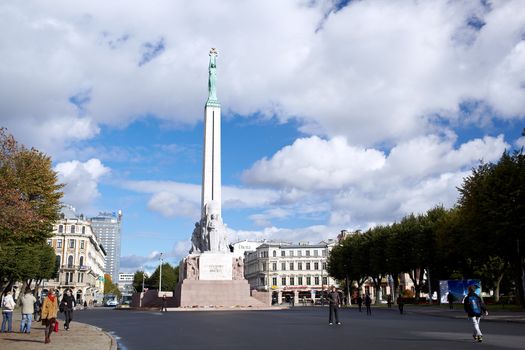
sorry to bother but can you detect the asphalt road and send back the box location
[74,307,525,350]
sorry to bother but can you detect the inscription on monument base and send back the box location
[199,252,233,280]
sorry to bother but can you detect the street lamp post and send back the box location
[159,253,163,293]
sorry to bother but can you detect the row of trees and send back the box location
[0,128,63,296]
[132,263,179,293]
[327,150,525,306]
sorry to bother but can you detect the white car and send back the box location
[105,299,118,307]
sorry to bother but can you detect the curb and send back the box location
[83,323,118,350]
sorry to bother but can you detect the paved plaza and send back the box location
[72,306,525,350]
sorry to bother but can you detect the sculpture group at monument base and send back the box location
[174,252,266,308]
[174,279,266,308]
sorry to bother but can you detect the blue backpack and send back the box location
[468,295,482,316]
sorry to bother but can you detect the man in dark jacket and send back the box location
[463,285,488,343]
[327,286,341,325]
[60,289,75,330]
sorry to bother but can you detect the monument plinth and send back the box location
[175,49,265,308]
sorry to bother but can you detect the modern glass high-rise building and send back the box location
[90,210,123,283]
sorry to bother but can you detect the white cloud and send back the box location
[1,0,524,155]
[120,240,191,273]
[242,136,385,190]
[55,158,110,212]
[242,133,509,228]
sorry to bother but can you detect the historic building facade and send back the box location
[244,240,339,304]
[45,206,106,305]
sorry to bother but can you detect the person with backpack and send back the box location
[1,290,16,333]
[463,284,488,343]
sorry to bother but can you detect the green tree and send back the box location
[132,270,148,292]
[458,150,525,306]
[147,263,179,291]
[0,128,63,294]
[103,273,122,298]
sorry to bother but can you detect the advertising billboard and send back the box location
[439,279,481,303]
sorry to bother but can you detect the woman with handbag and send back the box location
[41,288,59,344]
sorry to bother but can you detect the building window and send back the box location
[314,262,319,270]
[281,277,286,286]
[272,250,276,257]
[67,255,73,268]
[322,250,327,257]
[315,277,320,285]
[69,239,75,248]
[322,262,327,270]
[298,277,303,285]
[281,263,286,271]
[306,277,311,285]
[290,277,295,286]
[314,250,318,257]
[306,262,311,270]
[298,251,302,257]
[58,225,63,233]
[281,250,285,257]
[47,239,52,246]
[272,263,277,271]
[322,277,328,285]
[272,277,277,286]
[298,262,303,270]
[289,262,294,270]
[260,277,265,285]
[79,256,84,267]
[80,240,85,249]
[78,272,84,283]
[70,225,75,233]
[57,239,62,248]
[55,255,61,268]
[82,226,86,234]
[306,250,310,257]
[289,251,294,257]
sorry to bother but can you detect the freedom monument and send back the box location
[174,49,264,307]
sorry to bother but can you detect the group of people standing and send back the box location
[1,287,76,344]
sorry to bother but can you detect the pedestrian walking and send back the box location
[60,289,75,330]
[356,294,363,312]
[447,292,454,309]
[397,295,404,314]
[161,295,168,312]
[365,293,372,315]
[19,288,36,333]
[41,288,59,344]
[463,284,488,343]
[34,298,41,322]
[327,286,341,325]
[1,290,15,333]
[387,294,392,308]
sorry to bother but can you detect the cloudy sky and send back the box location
[1,0,524,273]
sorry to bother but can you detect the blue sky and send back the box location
[1,0,524,273]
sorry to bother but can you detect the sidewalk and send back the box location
[400,304,525,324]
[0,311,116,350]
